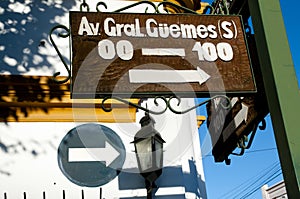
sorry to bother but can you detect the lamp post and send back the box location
[131,112,165,199]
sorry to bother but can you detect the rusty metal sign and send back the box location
[70,12,255,98]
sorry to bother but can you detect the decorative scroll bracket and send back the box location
[101,95,231,115]
[223,118,267,165]
[49,25,71,84]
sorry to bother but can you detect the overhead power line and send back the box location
[202,147,277,158]
[232,163,281,199]
[216,160,282,199]
[240,170,282,199]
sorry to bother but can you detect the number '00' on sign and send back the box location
[98,39,134,60]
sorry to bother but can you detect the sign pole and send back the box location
[248,0,300,197]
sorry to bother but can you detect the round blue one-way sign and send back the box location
[58,123,126,187]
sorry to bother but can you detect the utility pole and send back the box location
[248,0,300,197]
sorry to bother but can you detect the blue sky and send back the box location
[280,0,300,88]
[199,0,299,198]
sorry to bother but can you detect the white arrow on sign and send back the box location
[68,141,120,167]
[222,102,249,142]
[129,67,210,85]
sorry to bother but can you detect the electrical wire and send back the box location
[216,160,281,199]
[240,171,282,199]
[232,163,281,199]
[219,161,280,198]
[202,147,277,158]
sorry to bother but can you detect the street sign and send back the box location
[70,12,255,98]
[57,123,126,187]
[206,96,265,163]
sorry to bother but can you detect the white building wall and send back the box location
[261,181,287,199]
[0,1,207,198]
[0,98,207,199]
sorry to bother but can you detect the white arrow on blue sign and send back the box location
[68,141,120,166]
[57,123,126,187]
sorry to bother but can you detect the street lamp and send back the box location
[131,112,165,199]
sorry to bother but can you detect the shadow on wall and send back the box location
[0,1,74,175]
[0,0,76,75]
[0,75,67,177]
[118,159,207,199]
[0,2,73,126]
[0,75,68,123]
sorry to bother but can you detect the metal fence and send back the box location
[2,188,103,199]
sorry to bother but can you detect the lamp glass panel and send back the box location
[135,138,152,171]
[154,139,163,168]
